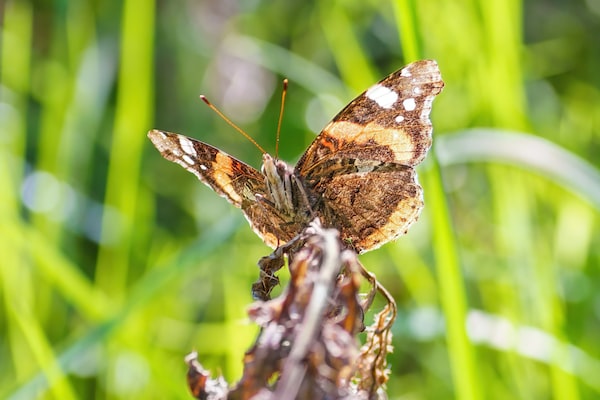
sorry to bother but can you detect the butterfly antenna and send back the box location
[275,79,288,159]
[199,95,267,154]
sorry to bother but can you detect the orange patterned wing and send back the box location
[148,129,295,248]
[294,60,444,253]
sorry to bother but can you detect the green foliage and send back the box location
[1,0,599,398]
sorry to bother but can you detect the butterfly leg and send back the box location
[353,258,397,333]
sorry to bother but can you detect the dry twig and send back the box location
[186,220,396,399]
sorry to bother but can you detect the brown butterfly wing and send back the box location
[294,60,444,253]
[148,129,292,248]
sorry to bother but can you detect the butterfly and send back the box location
[148,60,444,254]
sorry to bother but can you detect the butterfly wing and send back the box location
[148,129,291,248]
[295,60,444,253]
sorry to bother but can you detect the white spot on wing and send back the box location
[395,115,405,123]
[182,155,195,165]
[403,98,416,111]
[401,67,412,77]
[413,86,423,95]
[365,84,398,109]
[199,164,208,171]
[178,136,197,157]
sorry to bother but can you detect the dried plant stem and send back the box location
[186,220,396,399]
[274,228,341,399]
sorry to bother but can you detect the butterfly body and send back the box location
[149,60,444,253]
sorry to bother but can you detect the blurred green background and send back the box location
[1,0,599,399]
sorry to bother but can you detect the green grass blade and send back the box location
[436,129,600,211]
[423,161,482,400]
[95,0,156,296]
[392,0,419,61]
[394,0,482,398]
[318,1,377,90]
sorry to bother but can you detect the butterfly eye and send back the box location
[276,160,293,177]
